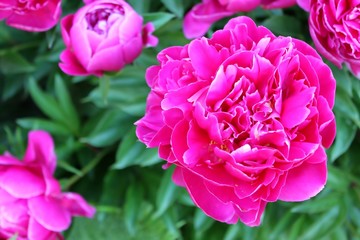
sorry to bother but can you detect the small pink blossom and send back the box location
[183,0,301,38]
[307,0,360,78]
[0,130,95,240]
[59,0,158,77]
[136,16,336,226]
[0,0,61,32]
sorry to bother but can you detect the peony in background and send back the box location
[0,0,360,239]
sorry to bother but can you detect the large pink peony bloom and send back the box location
[307,0,360,78]
[136,16,336,226]
[59,0,158,77]
[183,0,299,38]
[0,0,61,32]
[0,130,95,240]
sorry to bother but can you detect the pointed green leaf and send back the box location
[153,166,180,218]
[17,118,72,136]
[143,12,175,30]
[54,75,80,133]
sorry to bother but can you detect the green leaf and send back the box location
[330,64,352,97]
[17,118,72,136]
[327,165,350,192]
[161,0,184,17]
[67,210,176,240]
[54,75,80,134]
[328,113,357,162]
[0,51,34,74]
[153,167,180,218]
[334,87,360,126]
[81,110,131,147]
[113,126,160,169]
[143,12,175,30]
[193,208,214,235]
[291,193,340,214]
[288,216,306,240]
[299,203,347,240]
[28,78,71,131]
[124,183,144,235]
[223,224,241,240]
[126,0,150,14]
[262,15,302,37]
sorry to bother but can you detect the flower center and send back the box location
[85,5,125,35]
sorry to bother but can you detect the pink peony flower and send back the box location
[183,0,300,39]
[59,0,158,77]
[307,0,360,77]
[0,130,95,240]
[136,16,336,226]
[0,0,61,32]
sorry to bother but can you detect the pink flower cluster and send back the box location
[305,0,360,78]
[183,0,306,38]
[59,0,158,77]
[0,0,61,32]
[0,131,95,240]
[136,16,336,226]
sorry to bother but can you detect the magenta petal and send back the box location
[281,87,316,128]
[0,167,45,198]
[181,167,237,223]
[28,217,54,240]
[28,196,71,232]
[1,200,28,224]
[88,45,125,72]
[142,22,158,47]
[70,24,92,69]
[60,15,74,48]
[24,130,56,174]
[0,188,16,204]
[183,1,234,39]
[188,38,222,79]
[279,159,327,201]
[5,1,61,32]
[296,0,310,11]
[61,193,96,218]
[59,49,94,77]
[0,9,11,20]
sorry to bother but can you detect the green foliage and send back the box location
[1,1,360,240]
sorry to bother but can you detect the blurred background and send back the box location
[0,0,359,239]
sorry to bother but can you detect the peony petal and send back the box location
[28,196,71,232]
[180,167,238,224]
[188,38,222,79]
[60,193,96,218]
[28,217,55,240]
[183,0,234,39]
[279,154,327,201]
[142,22,158,47]
[59,49,97,77]
[0,188,17,204]
[5,0,61,32]
[0,167,45,198]
[70,24,92,70]
[1,200,28,224]
[281,87,316,128]
[60,15,74,48]
[24,130,56,174]
[87,45,125,72]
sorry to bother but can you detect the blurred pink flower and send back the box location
[0,130,95,240]
[307,0,360,77]
[0,0,61,32]
[59,0,158,77]
[136,16,336,226]
[183,0,301,38]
